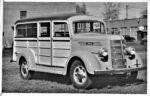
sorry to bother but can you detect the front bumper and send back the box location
[94,66,147,75]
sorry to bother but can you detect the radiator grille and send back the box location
[111,40,125,69]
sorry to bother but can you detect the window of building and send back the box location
[53,22,69,37]
[111,27,119,34]
[130,26,138,32]
[20,11,27,19]
[120,27,127,35]
[130,26,138,40]
[16,23,37,38]
[40,22,50,37]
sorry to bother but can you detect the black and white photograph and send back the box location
[1,0,149,95]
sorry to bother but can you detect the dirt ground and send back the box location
[2,42,147,93]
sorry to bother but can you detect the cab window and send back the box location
[53,22,69,37]
[73,20,105,34]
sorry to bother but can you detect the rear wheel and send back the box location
[20,58,34,80]
[70,60,92,89]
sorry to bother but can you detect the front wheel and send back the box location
[20,58,34,80]
[70,60,92,89]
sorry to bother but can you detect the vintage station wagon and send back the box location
[12,14,146,89]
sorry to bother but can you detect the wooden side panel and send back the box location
[52,40,71,67]
[53,58,68,67]
[39,41,51,48]
[53,42,70,49]
[39,56,51,65]
[40,48,51,56]
[15,41,28,47]
[38,40,51,65]
[53,49,70,57]
[29,41,38,47]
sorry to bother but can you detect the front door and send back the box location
[52,21,71,68]
[38,22,52,66]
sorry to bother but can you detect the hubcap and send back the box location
[21,61,28,77]
[73,65,87,85]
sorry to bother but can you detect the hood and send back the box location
[72,33,124,53]
[73,33,123,41]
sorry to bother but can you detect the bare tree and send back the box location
[102,2,120,20]
[76,3,87,14]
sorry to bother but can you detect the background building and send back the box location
[3,2,147,48]
[105,18,147,41]
[3,2,76,47]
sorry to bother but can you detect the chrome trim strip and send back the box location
[39,55,51,57]
[53,56,68,58]
[53,48,70,50]
[36,63,64,68]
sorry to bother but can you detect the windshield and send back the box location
[73,20,105,34]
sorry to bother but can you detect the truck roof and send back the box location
[15,13,83,24]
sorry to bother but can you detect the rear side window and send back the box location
[39,22,50,37]
[16,23,37,38]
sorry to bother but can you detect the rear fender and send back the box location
[17,49,36,70]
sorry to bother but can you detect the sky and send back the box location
[76,2,147,19]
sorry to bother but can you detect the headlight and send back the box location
[124,47,136,60]
[98,48,108,62]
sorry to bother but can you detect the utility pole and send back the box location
[126,5,129,19]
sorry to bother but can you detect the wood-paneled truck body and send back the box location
[12,14,146,89]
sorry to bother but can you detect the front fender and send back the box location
[126,53,144,68]
[17,49,36,70]
[66,50,101,75]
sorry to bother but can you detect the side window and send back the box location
[16,24,26,37]
[39,22,50,37]
[53,22,69,37]
[16,23,37,38]
[27,23,37,37]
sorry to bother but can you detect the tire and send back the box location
[70,60,92,89]
[19,58,34,80]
